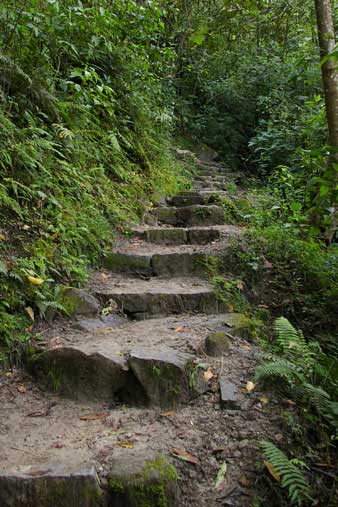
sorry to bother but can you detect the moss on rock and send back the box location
[109,453,178,507]
[205,331,231,356]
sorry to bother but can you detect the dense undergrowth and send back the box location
[0,0,192,352]
[0,0,337,505]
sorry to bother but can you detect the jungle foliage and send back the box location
[0,1,338,504]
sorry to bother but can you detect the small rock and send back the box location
[57,287,100,317]
[219,378,242,410]
[205,331,231,356]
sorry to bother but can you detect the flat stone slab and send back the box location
[33,345,129,401]
[109,450,179,507]
[219,378,242,410]
[0,464,101,507]
[75,313,127,332]
[129,347,207,407]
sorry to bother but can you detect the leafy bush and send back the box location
[0,0,190,350]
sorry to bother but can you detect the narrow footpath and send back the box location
[0,158,283,506]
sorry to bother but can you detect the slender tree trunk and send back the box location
[314,0,338,164]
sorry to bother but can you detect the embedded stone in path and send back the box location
[75,313,127,332]
[109,449,179,507]
[34,345,129,401]
[205,331,231,356]
[129,347,207,407]
[57,287,100,317]
[0,464,101,507]
[219,378,242,410]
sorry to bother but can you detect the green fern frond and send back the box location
[274,317,314,371]
[261,441,312,506]
[254,359,305,384]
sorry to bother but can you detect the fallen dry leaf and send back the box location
[169,447,199,465]
[259,396,269,405]
[16,385,27,394]
[79,412,107,421]
[174,326,185,333]
[264,460,281,482]
[117,441,134,449]
[204,367,214,382]
[25,307,35,322]
[160,410,176,417]
[245,381,256,392]
[0,233,6,241]
[239,344,251,352]
[239,475,252,488]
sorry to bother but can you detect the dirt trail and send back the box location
[0,159,283,506]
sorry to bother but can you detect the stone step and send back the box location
[91,275,227,317]
[103,238,237,277]
[194,174,228,183]
[166,193,223,207]
[30,313,241,404]
[193,181,227,191]
[131,225,240,245]
[0,463,101,507]
[155,204,225,226]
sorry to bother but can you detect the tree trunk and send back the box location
[314,0,338,164]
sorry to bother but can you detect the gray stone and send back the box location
[219,378,241,409]
[104,252,153,276]
[145,228,188,244]
[156,205,225,227]
[167,194,206,207]
[129,347,207,407]
[96,290,226,319]
[199,147,219,162]
[205,331,231,356]
[143,212,158,226]
[57,287,100,317]
[75,313,127,332]
[0,464,101,507]
[35,346,129,401]
[152,252,215,277]
[109,450,178,507]
[155,207,178,225]
[188,228,221,244]
[178,205,225,227]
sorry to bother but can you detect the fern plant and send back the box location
[274,317,315,373]
[261,441,312,506]
[255,317,338,435]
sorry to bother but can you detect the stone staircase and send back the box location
[0,160,267,507]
